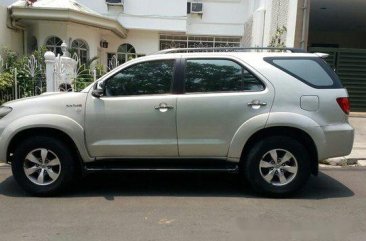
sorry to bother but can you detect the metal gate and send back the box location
[309,47,366,112]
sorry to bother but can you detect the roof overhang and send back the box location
[9,6,127,38]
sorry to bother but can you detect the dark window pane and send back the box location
[185,59,264,93]
[272,59,334,86]
[105,60,174,96]
[106,0,122,4]
[242,69,265,91]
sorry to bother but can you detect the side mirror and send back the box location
[91,88,104,98]
[91,81,105,98]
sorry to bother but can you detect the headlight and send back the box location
[0,106,12,119]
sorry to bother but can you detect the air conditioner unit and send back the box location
[191,2,203,14]
[106,0,124,6]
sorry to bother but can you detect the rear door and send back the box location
[177,57,274,157]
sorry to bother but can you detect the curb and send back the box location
[350,112,366,118]
[320,157,366,167]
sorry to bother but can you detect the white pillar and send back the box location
[286,0,299,48]
[14,68,18,99]
[252,8,266,47]
[44,51,56,92]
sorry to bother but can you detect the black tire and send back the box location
[241,136,311,197]
[11,136,76,196]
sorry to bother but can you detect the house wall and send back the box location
[2,0,307,62]
[186,0,250,36]
[34,21,68,50]
[99,29,159,66]
[103,30,159,55]
[85,0,251,36]
[245,0,307,48]
[67,23,104,58]
[0,5,23,54]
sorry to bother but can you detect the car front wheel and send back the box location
[11,136,76,196]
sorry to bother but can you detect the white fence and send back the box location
[0,42,98,103]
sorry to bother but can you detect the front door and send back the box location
[85,59,178,157]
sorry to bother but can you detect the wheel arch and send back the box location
[240,126,319,175]
[8,127,79,163]
[0,114,93,165]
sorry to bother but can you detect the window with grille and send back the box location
[45,36,63,56]
[71,39,89,65]
[159,34,241,50]
[117,43,137,64]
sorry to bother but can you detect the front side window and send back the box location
[105,60,175,96]
[185,59,264,93]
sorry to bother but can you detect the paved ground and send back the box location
[348,116,366,160]
[0,166,366,241]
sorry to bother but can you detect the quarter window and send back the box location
[184,59,264,93]
[105,60,175,96]
[265,57,342,88]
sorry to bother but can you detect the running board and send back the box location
[83,159,239,173]
[85,167,239,173]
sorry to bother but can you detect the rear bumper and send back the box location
[316,123,354,160]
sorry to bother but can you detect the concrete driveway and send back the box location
[0,166,366,241]
[348,116,366,160]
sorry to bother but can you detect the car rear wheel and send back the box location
[241,136,311,196]
[11,136,76,196]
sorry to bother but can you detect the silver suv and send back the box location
[0,48,354,196]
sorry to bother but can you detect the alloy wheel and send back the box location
[23,148,62,186]
[259,149,298,186]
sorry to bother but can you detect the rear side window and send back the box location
[184,59,264,93]
[264,57,342,88]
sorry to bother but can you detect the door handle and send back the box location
[154,103,174,112]
[248,100,267,109]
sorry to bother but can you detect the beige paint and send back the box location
[293,0,310,49]
[0,5,23,54]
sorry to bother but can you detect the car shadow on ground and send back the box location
[0,168,354,200]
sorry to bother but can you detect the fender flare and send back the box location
[227,113,269,161]
[0,114,93,163]
[228,112,324,161]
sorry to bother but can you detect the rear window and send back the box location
[264,57,342,89]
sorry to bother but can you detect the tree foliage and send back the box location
[0,46,47,96]
[268,26,287,48]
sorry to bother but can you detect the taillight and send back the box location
[336,97,350,115]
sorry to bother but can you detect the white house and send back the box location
[1,0,366,110]
[0,0,309,68]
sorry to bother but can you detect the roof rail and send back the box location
[155,47,307,54]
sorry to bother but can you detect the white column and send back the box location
[252,8,266,47]
[14,68,18,99]
[286,0,299,47]
[44,51,56,92]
